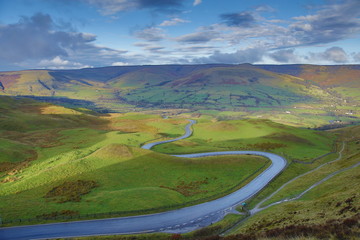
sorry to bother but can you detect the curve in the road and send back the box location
[252,141,346,214]
[0,119,287,240]
[221,141,359,237]
[141,119,196,150]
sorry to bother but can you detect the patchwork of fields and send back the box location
[1,64,359,128]
[0,75,358,240]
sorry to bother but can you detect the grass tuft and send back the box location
[160,178,211,197]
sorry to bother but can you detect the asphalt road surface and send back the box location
[141,119,196,150]
[0,120,287,240]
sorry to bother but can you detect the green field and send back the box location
[223,171,359,240]
[0,96,358,240]
[0,97,271,224]
[71,126,360,240]
[152,118,336,162]
[203,125,358,240]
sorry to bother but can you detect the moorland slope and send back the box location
[0,64,358,113]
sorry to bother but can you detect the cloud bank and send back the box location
[0,13,129,69]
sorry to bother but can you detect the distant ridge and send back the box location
[0,64,359,112]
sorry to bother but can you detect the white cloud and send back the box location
[323,47,348,63]
[176,31,219,44]
[193,0,202,6]
[40,56,69,66]
[254,5,275,12]
[133,27,166,41]
[0,13,134,70]
[269,49,300,63]
[308,47,349,63]
[111,61,129,66]
[193,47,265,64]
[266,47,358,64]
[38,56,92,69]
[0,13,95,63]
[352,52,360,62]
[288,0,360,46]
[160,18,189,27]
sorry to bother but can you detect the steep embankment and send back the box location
[222,125,360,240]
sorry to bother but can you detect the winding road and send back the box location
[251,141,346,214]
[221,141,360,236]
[0,119,287,240]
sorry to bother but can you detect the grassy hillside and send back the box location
[0,97,339,228]
[0,95,358,240]
[71,126,359,240]
[257,64,360,87]
[1,64,359,127]
[152,118,336,162]
[119,65,330,110]
[257,64,360,101]
[223,126,360,240]
[0,97,271,225]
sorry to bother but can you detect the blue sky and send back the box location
[0,0,359,70]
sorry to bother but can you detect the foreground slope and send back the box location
[64,126,359,240]
[0,97,357,240]
[223,125,360,240]
[0,97,337,226]
[0,97,270,224]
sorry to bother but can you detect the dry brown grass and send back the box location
[39,105,81,115]
[0,162,17,172]
[200,214,360,240]
[266,133,311,145]
[91,144,133,159]
[1,175,21,183]
[44,180,99,203]
[299,65,360,87]
[176,140,199,147]
[0,149,37,180]
[104,118,158,133]
[3,130,63,148]
[160,178,210,197]
[208,122,238,131]
[246,142,287,151]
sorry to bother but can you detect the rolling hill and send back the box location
[0,64,359,127]
[257,64,360,101]
[0,96,358,240]
[0,96,275,224]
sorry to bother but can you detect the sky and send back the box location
[0,0,360,70]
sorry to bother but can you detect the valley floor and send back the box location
[0,96,358,240]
